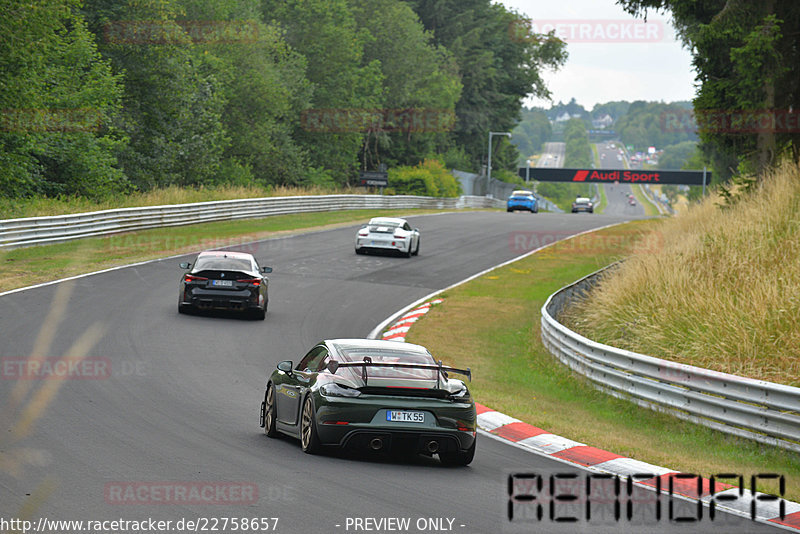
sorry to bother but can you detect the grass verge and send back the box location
[405,220,799,501]
[0,208,463,294]
[631,184,660,216]
[562,162,800,386]
[595,184,608,214]
[0,184,366,220]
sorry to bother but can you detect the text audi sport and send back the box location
[259,339,476,465]
[355,217,420,257]
[178,250,272,320]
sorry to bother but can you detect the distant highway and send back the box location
[594,141,646,216]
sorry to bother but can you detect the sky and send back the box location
[496,0,697,111]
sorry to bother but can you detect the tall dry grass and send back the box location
[563,162,800,385]
[0,184,361,219]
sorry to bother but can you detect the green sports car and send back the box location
[259,338,477,466]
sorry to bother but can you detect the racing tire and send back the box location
[178,304,192,315]
[262,384,279,437]
[439,439,476,467]
[300,396,323,454]
[506,209,512,212]
[413,238,420,256]
[355,247,365,255]
[251,306,266,320]
[404,243,413,258]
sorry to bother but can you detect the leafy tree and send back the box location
[512,108,552,162]
[563,119,592,167]
[618,0,800,179]
[83,0,229,190]
[406,0,567,170]
[0,0,127,198]
[348,0,461,170]
[263,0,384,184]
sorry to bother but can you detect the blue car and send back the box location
[507,190,538,213]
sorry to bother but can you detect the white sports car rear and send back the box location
[355,217,420,257]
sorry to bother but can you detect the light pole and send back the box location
[487,131,512,195]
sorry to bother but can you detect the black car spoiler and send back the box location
[327,358,471,388]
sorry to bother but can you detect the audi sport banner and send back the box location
[518,168,710,185]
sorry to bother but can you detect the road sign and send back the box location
[359,171,388,187]
[518,167,711,186]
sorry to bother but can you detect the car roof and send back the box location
[326,338,430,357]
[575,197,591,203]
[197,250,255,260]
[368,217,407,225]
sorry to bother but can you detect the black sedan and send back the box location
[178,250,272,320]
[259,338,477,465]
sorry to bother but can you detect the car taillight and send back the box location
[184,274,208,282]
[240,278,261,286]
[358,231,368,236]
[393,233,405,239]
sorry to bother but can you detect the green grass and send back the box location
[0,208,469,293]
[630,184,660,216]
[405,220,800,501]
[0,184,364,220]
[595,183,608,214]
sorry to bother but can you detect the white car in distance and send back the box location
[355,217,420,257]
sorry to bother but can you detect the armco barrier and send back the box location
[541,265,800,453]
[0,194,503,249]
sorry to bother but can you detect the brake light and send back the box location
[184,274,208,282]
[240,278,261,286]
[358,231,368,236]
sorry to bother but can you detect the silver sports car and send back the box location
[355,217,420,257]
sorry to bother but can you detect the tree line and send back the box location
[0,0,566,200]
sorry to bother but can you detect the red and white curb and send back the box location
[380,300,800,531]
[476,403,800,530]
[381,299,443,342]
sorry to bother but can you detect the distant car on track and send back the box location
[506,190,538,213]
[572,197,594,213]
[259,338,476,465]
[629,198,637,206]
[178,250,272,320]
[355,217,420,257]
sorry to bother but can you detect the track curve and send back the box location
[0,211,777,533]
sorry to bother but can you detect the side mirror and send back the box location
[262,266,273,274]
[277,360,293,374]
[326,360,340,374]
[414,228,419,232]
[179,262,191,269]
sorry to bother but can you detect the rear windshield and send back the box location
[511,194,532,199]
[339,349,437,380]
[194,257,253,272]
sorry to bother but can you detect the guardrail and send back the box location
[541,265,800,453]
[0,194,503,250]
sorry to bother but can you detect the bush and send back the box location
[388,159,461,197]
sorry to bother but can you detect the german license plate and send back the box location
[211,280,233,287]
[386,410,424,423]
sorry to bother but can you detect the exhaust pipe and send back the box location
[369,438,383,450]
[426,440,440,454]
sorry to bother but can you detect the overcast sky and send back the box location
[495,0,697,110]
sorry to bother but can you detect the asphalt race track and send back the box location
[595,142,647,217]
[0,211,779,533]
